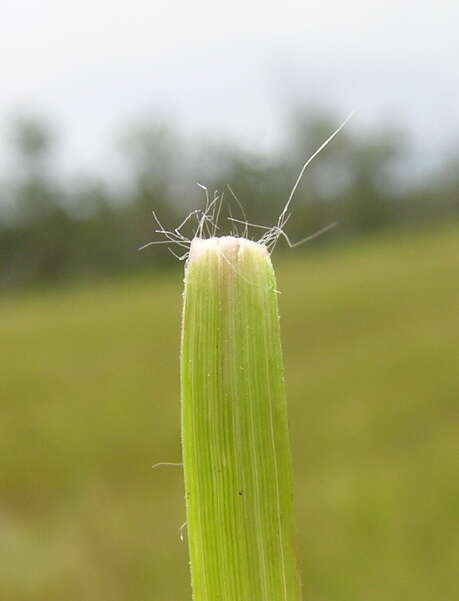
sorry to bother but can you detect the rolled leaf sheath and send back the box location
[181,236,301,601]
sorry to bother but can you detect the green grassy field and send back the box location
[1,225,458,601]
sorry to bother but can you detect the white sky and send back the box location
[1,0,458,177]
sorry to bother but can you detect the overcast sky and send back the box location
[1,0,458,177]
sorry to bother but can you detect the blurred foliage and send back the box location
[0,225,458,600]
[0,110,458,291]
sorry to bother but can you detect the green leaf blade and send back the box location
[181,236,301,601]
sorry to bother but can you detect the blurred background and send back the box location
[0,1,458,600]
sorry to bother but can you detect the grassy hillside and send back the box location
[1,225,458,601]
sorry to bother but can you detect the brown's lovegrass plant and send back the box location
[181,234,300,601]
[145,114,353,601]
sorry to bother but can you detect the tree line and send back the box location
[0,110,458,291]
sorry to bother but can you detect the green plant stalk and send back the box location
[181,236,301,601]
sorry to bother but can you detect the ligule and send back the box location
[181,236,301,601]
